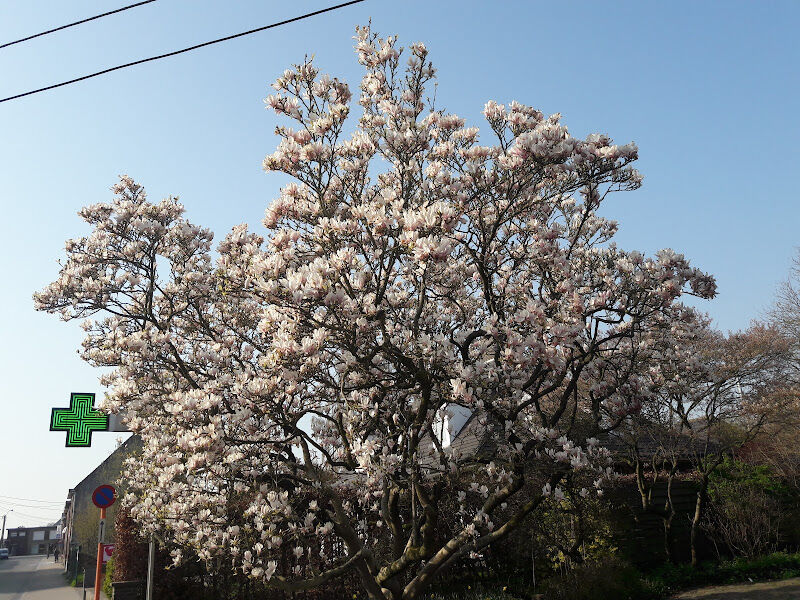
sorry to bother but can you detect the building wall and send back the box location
[608,479,710,566]
[5,526,59,556]
[64,435,143,573]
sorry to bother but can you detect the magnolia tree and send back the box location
[616,307,713,563]
[35,27,716,600]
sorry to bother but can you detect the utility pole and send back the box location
[1,510,12,548]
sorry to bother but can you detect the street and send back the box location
[0,555,86,600]
[676,577,800,600]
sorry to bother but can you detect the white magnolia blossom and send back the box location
[35,25,715,600]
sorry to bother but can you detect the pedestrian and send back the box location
[54,547,60,562]
[47,545,51,557]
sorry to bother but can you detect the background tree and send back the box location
[759,250,800,495]
[702,457,789,560]
[772,249,800,349]
[35,27,716,600]
[666,324,792,566]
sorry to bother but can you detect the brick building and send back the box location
[4,524,60,556]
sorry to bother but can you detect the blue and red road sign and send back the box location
[92,485,116,509]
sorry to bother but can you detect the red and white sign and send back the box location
[102,544,115,563]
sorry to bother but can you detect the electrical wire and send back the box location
[0,505,62,524]
[0,0,366,104]
[0,500,65,510]
[0,502,62,514]
[0,500,63,510]
[4,513,59,525]
[1,1,158,50]
[0,494,65,505]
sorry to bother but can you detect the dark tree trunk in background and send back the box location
[663,463,677,564]
[691,474,709,567]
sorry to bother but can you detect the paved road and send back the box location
[675,577,800,599]
[0,555,88,600]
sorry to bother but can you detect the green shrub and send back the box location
[429,552,800,600]
[538,557,649,600]
[716,552,800,582]
[645,562,700,592]
[704,459,789,559]
[103,556,114,598]
[423,552,800,600]
[709,458,790,499]
[423,583,521,600]
[69,572,85,587]
[642,552,800,596]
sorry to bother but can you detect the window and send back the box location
[33,530,45,541]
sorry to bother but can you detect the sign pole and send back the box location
[90,484,116,600]
[94,507,105,600]
[145,535,155,600]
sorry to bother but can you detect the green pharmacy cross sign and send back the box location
[50,393,109,447]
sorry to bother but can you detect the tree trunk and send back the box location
[664,513,674,564]
[690,474,709,567]
[663,461,677,564]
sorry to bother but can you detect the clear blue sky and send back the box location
[1,0,798,530]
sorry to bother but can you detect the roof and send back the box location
[443,409,713,465]
[8,524,58,531]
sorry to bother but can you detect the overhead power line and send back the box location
[0,500,64,510]
[3,511,59,524]
[0,501,62,512]
[0,0,366,105]
[1,0,158,50]
[0,506,62,524]
[0,494,65,505]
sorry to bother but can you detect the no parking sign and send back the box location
[92,485,116,509]
[90,484,116,600]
